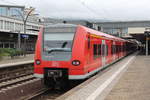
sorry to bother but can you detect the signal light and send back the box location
[72,60,80,66]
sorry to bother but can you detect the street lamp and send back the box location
[15,7,35,56]
[144,30,150,56]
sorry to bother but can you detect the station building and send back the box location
[93,21,150,54]
[93,21,150,43]
[0,2,41,52]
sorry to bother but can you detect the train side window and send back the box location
[102,44,105,56]
[88,36,90,49]
[116,45,118,53]
[121,45,123,52]
[118,45,121,53]
[113,45,116,54]
[93,44,97,59]
[118,45,120,53]
[106,45,108,56]
[111,45,113,54]
[98,44,101,56]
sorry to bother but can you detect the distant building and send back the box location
[94,20,150,44]
[0,2,41,51]
[0,4,24,19]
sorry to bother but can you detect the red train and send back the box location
[34,24,135,87]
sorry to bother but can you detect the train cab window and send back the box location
[42,25,77,61]
[93,44,98,59]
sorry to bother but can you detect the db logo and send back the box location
[52,61,59,67]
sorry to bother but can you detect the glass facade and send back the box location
[9,8,23,18]
[0,20,3,29]
[0,7,23,19]
[0,7,7,16]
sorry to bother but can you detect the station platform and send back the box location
[56,52,150,100]
[105,53,150,100]
[0,54,34,67]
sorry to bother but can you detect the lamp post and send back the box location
[15,8,35,56]
[144,30,150,56]
[17,31,21,49]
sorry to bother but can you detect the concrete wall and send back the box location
[128,27,146,34]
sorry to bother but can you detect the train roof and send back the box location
[44,24,77,33]
[44,23,77,28]
[80,25,126,42]
[43,24,126,42]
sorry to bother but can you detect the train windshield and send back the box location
[42,25,77,61]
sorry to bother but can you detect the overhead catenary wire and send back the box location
[77,0,110,21]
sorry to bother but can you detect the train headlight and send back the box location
[35,59,41,65]
[72,60,80,66]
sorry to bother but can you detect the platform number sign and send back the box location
[21,34,29,39]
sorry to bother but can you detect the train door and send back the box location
[102,40,106,66]
[118,42,122,58]
[106,40,111,64]
[113,41,116,60]
[98,40,102,67]
[86,34,92,65]
[121,42,123,57]
[116,42,120,59]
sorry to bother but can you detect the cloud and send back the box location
[5,0,150,21]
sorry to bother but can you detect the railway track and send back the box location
[26,86,73,100]
[0,62,45,100]
[25,80,84,100]
[0,62,34,83]
[0,74,35,90]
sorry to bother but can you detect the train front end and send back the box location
[34,24,85,87]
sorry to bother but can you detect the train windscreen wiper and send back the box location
[47,48,71,53]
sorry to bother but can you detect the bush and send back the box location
[0,48,10,60]
[0,48,24,59]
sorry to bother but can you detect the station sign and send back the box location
[21,34,29,38]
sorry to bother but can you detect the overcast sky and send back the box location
[2,0,150,21]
